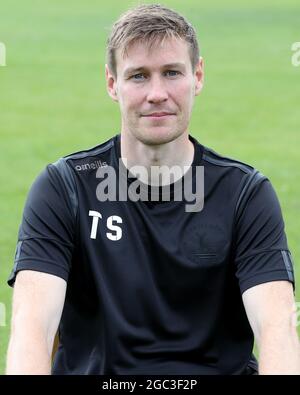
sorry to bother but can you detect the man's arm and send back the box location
[242,281,300,374]
[6,270,66,375]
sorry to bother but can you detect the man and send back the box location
[6,4,300,375]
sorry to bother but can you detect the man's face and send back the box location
[106,37,203,146]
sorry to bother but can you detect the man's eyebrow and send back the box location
[123,63,186,76]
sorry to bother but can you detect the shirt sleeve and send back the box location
[7,161,77,287]
[234,173,295,294]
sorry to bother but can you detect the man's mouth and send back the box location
[141,112,176,118]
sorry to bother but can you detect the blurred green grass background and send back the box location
[0,0,299,374]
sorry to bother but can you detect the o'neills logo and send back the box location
[75,160,108,171]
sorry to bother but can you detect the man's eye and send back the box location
[130,73,146,81]
[165,70,181,77]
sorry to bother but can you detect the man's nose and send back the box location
[146,77,168,103]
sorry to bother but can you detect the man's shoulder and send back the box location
[195,140,268,202]
[50,135,117,173]
[201,145,255,176]
[63,135,116,162]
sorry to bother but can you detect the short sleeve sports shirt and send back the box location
[8,134,295,374]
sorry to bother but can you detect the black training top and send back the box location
[8,134,295,375]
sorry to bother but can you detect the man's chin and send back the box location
[136,128,181,146]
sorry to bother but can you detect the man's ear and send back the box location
[194,57,204,96]
[105,64,118,102]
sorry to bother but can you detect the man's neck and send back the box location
[120,132,194,186]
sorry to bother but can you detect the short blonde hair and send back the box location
[106,4,200,77]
